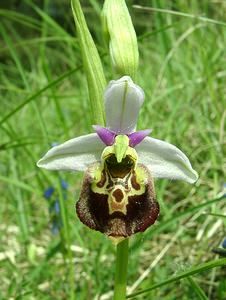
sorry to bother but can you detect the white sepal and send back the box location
[136,136,198,183]
[105,76,144,134]
[37,133,105,171]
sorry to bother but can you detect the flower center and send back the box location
[105,154,134,178]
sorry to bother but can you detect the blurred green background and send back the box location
[0,0,225,299]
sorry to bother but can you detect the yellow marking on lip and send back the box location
[108,187,128,215]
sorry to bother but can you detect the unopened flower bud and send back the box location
[102,0,139,79]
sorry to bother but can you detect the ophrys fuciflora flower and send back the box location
[37,76,198,243]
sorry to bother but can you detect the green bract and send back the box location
[71,0,106,125]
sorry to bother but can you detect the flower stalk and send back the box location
[114,239,129,300]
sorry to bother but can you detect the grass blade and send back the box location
[186,276,209,300]
[0,67,79,126]
[127,258,226,298]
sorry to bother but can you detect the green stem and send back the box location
[58,179,75,300]
[113,239,129,300]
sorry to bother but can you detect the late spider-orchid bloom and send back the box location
[37,76,198,243]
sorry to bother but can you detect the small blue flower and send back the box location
[223,183,226,198]
[212,238,226,257]
[53,199,60,214]
[60,179,68,190]
[44,187,54,199]
[49,200,62,234]
[43,179,68,235]
[51,220,60,235]
[51,142,59,147]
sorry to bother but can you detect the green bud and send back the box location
[102,0,139,80]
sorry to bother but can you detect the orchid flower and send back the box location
[37,76,198,242]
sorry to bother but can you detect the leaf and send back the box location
[127,258,226,298]
[71,0,106,126]
[186,276,208,300]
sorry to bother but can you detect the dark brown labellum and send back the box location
[76,160,159,239]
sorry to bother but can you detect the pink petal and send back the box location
[93,125,116,146]
[128,129,152,147]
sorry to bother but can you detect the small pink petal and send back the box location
[128,129,152,147]
[92,125,116,146]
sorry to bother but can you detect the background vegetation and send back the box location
[0,0,225,299]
